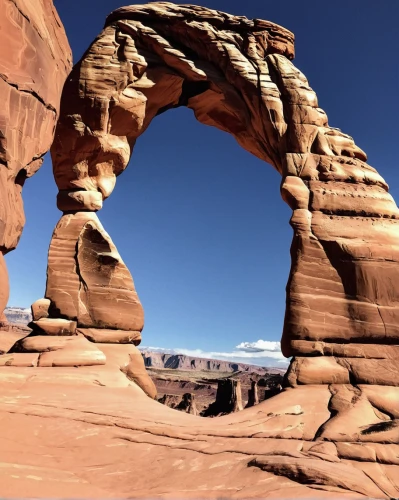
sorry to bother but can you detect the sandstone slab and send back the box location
[38,336,106,367]
[78,328,141,344]
[0,328,30,354]
[0,353,39,367]
[96,343,157,399]
[31,318,77,336]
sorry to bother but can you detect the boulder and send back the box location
[31,298,51,321]
[95,344,157,399]
[30,318,77,336]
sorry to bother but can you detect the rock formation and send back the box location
[246,379,259,408]
[176,392,198,415]
[202,379,243,416]
[4,307,32,325]
[142,350,268,373]
[159,392,198,415]
[0,3,398,498]
[0,0,72,315]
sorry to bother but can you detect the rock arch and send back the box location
[43,3,399,375]
[0,3,398,497]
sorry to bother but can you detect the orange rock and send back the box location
[31,298,51,321]
[78,328,141,344]
[31,318,77,336]
[0,0,71,317]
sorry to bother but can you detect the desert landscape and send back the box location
[0,0,398,498]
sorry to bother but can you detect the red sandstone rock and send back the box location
[95,343,157,398]
[0,352,39,367]
[78,328,141,344]
[31,318,77,336]
[38,336,106,367]
[1,2,396,497]
[0,254,9,315]
[0,0,71,317]
[31,298,51,321]
[45,212,144,331]
[0,328,30,354]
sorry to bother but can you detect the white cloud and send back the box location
[140,339,289,367]
[235,340,281,353]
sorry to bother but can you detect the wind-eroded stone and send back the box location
[16,3,399,496]
[78,328,141,344]
[0,0,71,317]
[45,212,143,331]
[30,318,77,336]
[31,298,51,321]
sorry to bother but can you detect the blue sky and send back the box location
[5,0,398,366]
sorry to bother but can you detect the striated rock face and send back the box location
[44,1,399,378]
[0,3,395,497]
[142,351,268,373]
[45,212,143,332]
[3,306,32,325]
[0,0,72,314]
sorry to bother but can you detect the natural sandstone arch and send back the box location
[0,4,398,498]
[42,2,399,379]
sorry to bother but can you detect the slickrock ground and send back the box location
[1,367,397,500]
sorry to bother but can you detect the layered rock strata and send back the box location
[0,3,396,497]
[0,0,72,314]
[43,2,399,376]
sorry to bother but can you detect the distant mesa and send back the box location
[4,307,32,325]
[141,350,284,373]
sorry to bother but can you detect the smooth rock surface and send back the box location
[78,328,141,344]
[0,353,39,367]
[31,318,77,336]
[0,328,30,354]
[0,373,396,498]
[38,335,106,367]
[96,343,157,398]
[31,298,51,321]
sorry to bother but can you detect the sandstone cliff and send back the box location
[141,350,271,373]
[0,0,72,315]
[3,307,32,325]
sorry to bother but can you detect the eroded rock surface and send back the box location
[0,2,396,497]
[202,379,244,417]
[0,0,72,314]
